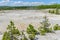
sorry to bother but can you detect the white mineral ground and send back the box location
[0,9,60,40]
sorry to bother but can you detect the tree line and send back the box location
[0,4,60,10]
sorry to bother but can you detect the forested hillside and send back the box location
[0,4,60,10]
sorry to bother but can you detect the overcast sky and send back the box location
[0,0,59,6]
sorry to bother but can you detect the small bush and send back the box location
[49,9,59,15]
[26,24,37,35]
[49,10,55,14]
[40,28,46,35]
[29,34,35,40]
[53,24,60,30]
[49,27,53,32]
[21,36,28,40]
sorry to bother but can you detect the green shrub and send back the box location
[49,10,55,14]
[21,36,28,40]
[55,8,59,14]
[53,24,60,30]
[2,21,20,40]
[49,9,59,15]
[40,28,46,35]
[2,32,10,40]
[49,27,53,32]
[38,16,53,35]
[29,34,35,40]
[26,24,37,35]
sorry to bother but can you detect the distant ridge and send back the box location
[0,4,60,10]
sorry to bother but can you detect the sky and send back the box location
[0,0,59,6]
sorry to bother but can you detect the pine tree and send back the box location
[38,16,52,35]
[26,24,37,40]
[2,21,20,40]
[41,16,50,32]
[56,4,59,14]
[26,24,37,35]
[53,24,60,30]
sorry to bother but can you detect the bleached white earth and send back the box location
[0,10,60,40]
[35,31,60,40]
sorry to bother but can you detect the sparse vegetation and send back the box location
[49,10,55,14]
[48,4,59,15]
[2,21,20,40]
[20,32,28,40]
[48,9,59,14]
[38,16,53,35]
[53,24,60,30]
[29,34,35,40]
[1,3,60,40]
[26,24,37,35]
[2,16,60,40]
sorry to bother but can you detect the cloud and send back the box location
[0,0,44,6]
[4,0,10,2]
[0,0,10,6]
[48,2,57,5]
[0,0,59,6]
[13,1,44,6]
